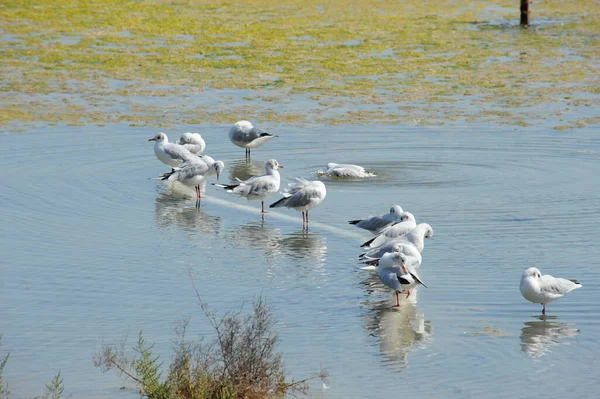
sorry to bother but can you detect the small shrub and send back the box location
[95,296,327,399]
[44,372,64,399]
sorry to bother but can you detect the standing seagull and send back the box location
[176,132,206,155]
[149,132,194,171]
[269,178,327,227]
[228,120,277,158]
[214,159,283,214]
[360,212,417,248]
[520,267,582,315]
[160,158,222,202]
[363,251,427,307]
[349,205,404,233]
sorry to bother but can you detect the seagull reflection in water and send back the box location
[154,191,222,235]
[520,315,579,359]
[223,222,327,267]
[228,159,266,182]
[363,298,432,372]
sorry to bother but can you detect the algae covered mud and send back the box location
[1,0,599,130]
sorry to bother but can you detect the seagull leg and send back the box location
[542,304,546,315]
[306,210,309,225]
[261,201,268,214]
[392,291,401,308]
[406,290,411,298]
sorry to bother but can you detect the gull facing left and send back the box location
[520,267,582,315]
[214,159,283,213]
[363,251,427,307]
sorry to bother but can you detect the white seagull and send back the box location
[269,178,327,226]
[228,120,277,158]
[214,159,283,213]
[520,267,582,315]
[318,163,375,178]
[361,212,417,248]
[176,132,206,155]
[160,158,223,201]
[149,132,194,171]
[348,205,404,233]
[363,251,427,307]
[361,242,423,269]
[359,224,433,260]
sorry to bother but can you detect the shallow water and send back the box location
[1,123,599,398]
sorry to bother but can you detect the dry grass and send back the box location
[94,296,327,399]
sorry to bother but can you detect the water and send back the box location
[1,123,599,398]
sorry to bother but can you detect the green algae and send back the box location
[0,0,599,129]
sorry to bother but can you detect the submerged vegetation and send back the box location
[94,297,327,399]
[0,0,598,129]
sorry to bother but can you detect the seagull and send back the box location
[520,267,582,315]
[363,251,427,307]
[160,158,222,202]
[360,242,423,269]
[228,120,277,158]
[318,163,375,178]
[149,132,194,171]
[359,224,433,263]
[176,132,206,155]
[360,212,417,248]
[214,159,283,213]
[269,178,327,226]
[348,205,404,233]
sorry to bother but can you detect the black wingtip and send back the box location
[269,196,286,208]
[260,132,273,137]
[570,279,580,285]
[360,237,376,248]
[348,220,360,225]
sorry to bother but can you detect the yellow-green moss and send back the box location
[0,0,598,129]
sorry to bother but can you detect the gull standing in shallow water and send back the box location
[149,132,194,171]
[318,163,375,178]
[214,159,283,214]
[228,120,277,158]
[520,267,582,315]
[349,205,404,233]
[361,212,417,248]
[176,132,206,155]
[160,157,223,203]
[363,251,427,307]
[269,178,327,227]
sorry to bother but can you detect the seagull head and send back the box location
[149,132,167,143]
[523,267,542,279]
[213,161,225,180]
[400,212,415,223]
[390,205,404,215]
[265,159,284,172]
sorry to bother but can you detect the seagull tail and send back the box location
[360,236,377,248]
[213,183,239,191]
[269,196,287,208]
[160,170,176,181]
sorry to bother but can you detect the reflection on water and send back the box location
[363,299,432,372]
[520,316,580,359]
[228,159,266,182]
[154,191,222,235]
[223,222,327,266]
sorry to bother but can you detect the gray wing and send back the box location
[540,275,581,296]
[357,217,394,232]
[232,126,266,144]
[248,176,277,195]
[280,189,313,208]
[378,267,403,291]
[178,160,209,179]
[164,143,193,161]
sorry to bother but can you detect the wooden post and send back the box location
[520,0,530,26]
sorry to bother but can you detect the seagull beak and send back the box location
[148,137,156,141]
[216,172,220,181]
[278,164,284,168]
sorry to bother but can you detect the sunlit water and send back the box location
[1,123,599,398]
